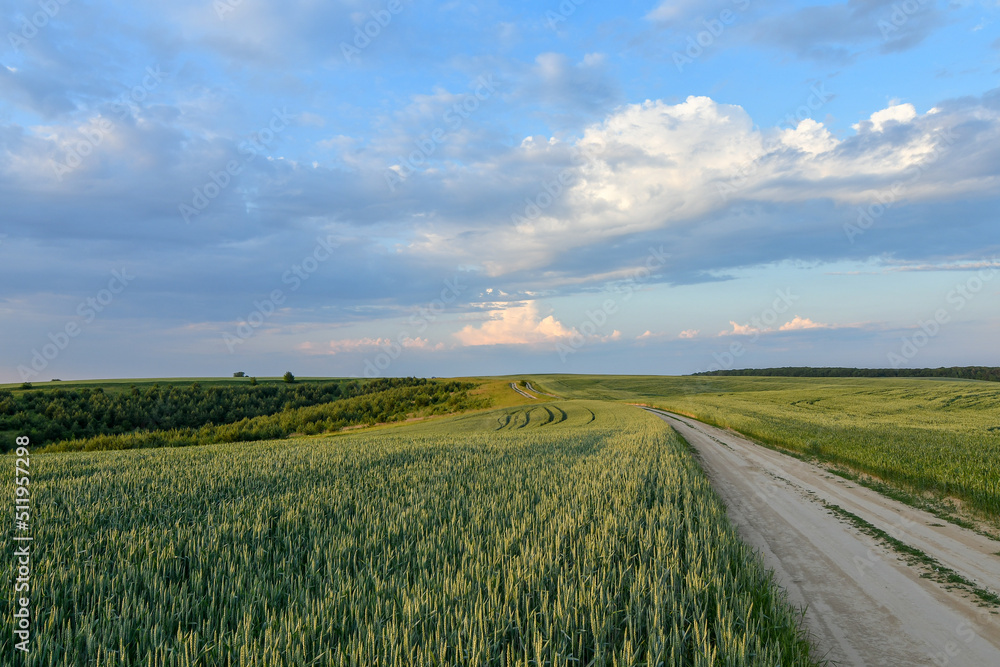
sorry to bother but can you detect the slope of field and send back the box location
[532,375,1000,520]
[2,379,479,453]
[1,401,817,665]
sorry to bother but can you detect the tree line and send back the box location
[1,378,473,452]
[39,380,481,453]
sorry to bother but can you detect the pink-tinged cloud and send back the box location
[719,321,763,337]
[779,316,830,331]
[678,329,700,339]
[454,302,577,346]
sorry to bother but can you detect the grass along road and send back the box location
[643,407,1000,666]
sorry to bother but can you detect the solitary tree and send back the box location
[233,371,246,378]
[283,372,295,383]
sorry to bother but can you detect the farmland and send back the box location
[532,374,1000,521]
[1,400,816,665]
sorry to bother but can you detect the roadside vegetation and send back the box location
[533,375,1000,522]
[1,401,818,665]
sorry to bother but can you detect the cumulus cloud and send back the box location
[427,91,1000,279]
[779,316,830,331]
[454,302,576,346]
[719,321,763,337]
[852,102,918,132]
[678,329,700,339]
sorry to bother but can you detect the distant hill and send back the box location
[691,367,1000,383]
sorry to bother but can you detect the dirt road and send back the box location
[510,382,537,399]
[643,407,1000,666]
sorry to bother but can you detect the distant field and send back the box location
[1,400,816,665]
[532,375,1000,519]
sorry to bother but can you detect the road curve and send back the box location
[643,407,1000,667]
[510,382,537,400]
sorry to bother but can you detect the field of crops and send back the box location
[533,375,1000,519]
[1,400,816,665]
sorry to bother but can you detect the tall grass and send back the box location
[1,401,816,665]
[537,375,1000,517]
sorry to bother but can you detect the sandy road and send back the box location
[510,382,537,399]
[643,407,1000,666]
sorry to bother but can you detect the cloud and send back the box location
[454,301,576,346]
[748,0,949,62]
[852,103,918,132]
[721,316,863,337]
[779,316,830,331]
[296,336,445,356]
[719,321,763,337]
[637,329,699,341]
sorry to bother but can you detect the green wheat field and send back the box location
[4,373,1000,665]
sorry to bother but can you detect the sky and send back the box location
[1,0,999,382]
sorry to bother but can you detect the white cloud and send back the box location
[454,301,576,346]
[853,103,918,133]
[678,329,700,339]
[779,316,830,331]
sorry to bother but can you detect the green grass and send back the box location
[2,400,817,666]
[530,375,1000,521]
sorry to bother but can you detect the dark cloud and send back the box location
[749,0,948,62]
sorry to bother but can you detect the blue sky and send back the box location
[1,0,999,382]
